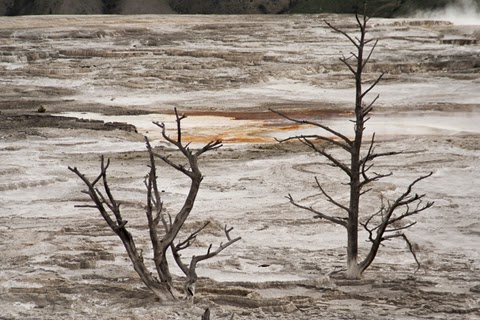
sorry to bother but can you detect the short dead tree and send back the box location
[271,13,434,279]
[69,108,241,302]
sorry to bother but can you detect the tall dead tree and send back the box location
[69,108,241,301]
[272,13,433,279]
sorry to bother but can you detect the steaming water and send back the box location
[413,0,480,25]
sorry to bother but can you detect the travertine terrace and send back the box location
[0,14,479,319]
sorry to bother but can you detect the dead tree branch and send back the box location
[359,172,434,273]
[69,108,239,302]
[286,193,348,227]
[269,108,353,148]
[172,224,241,299]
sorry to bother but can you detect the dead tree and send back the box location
[271,13,434,279]
[68,108,241,301]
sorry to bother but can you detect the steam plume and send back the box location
[413,0,480,25]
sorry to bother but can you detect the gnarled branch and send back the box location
[270,108,353,147]
[173,224,241,299]
[359,173,434,273]
[286,193,347,227]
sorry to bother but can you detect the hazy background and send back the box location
[1,0,479,22]
[412,0,480,24]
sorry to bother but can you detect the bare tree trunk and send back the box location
[346,11,367,279]
[202,308,211,320]
[346,220,360,279]
[348,139,361,279]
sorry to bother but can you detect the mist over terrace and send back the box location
[411,0,480,25]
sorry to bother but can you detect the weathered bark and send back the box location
[347,256,361,279]
[346,219,360,279]
[120,233,174,300]
[202,308,211,320]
